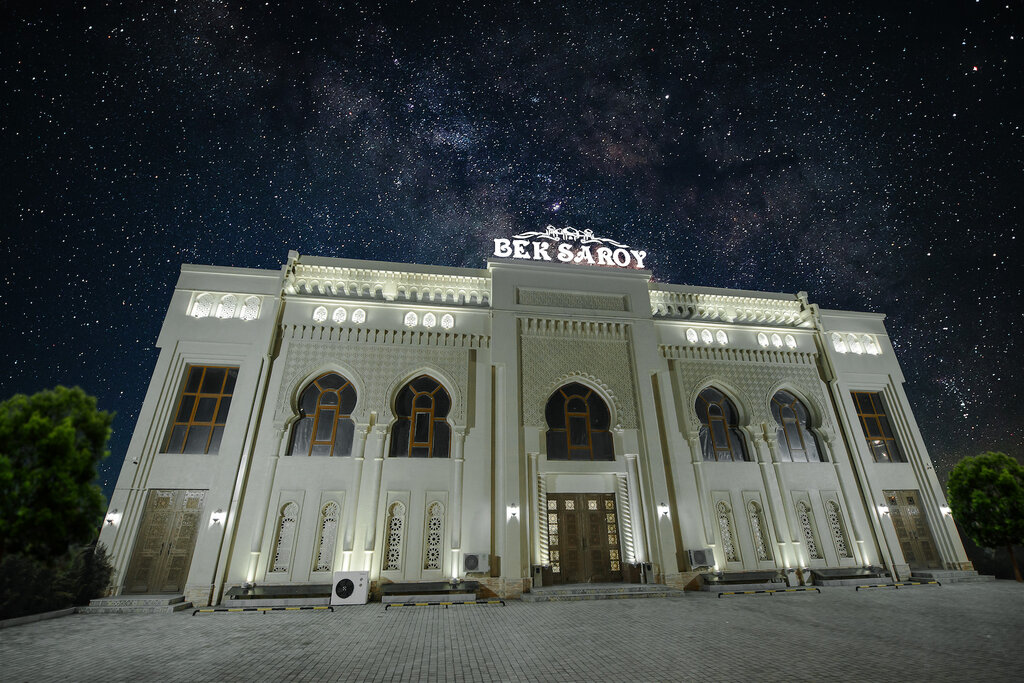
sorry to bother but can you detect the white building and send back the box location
[98,242,975,605]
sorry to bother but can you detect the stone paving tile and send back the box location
[1,581,1022,682]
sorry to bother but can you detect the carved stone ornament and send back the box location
[275,341,469,426]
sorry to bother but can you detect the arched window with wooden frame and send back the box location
[390,375,451,458]
[545,382,614,461]
[288,372,357,457]
[695,387,749,462]
[771,390,824,462]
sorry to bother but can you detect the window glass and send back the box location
[695,387,749,462]
[389,375,451,457]
[544,382,614,461]
[163,365,239,455]
[287,372,358,457]
[851,391,905,463]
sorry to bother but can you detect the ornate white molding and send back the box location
[650,287,811,327]
[287,263,491,306]
[274,340,471,427]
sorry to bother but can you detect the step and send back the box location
[223,596,331,607]
[87,595,186,607]
[78,594,191,614]
[522,583,683,602]
[382,592,477,604]
[522,589,681,602]
[701,582,788,593]
[910,571,995,584]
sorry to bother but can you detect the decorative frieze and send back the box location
[517,288,627,311]
[288,263,491,306]
[650,287,810,327]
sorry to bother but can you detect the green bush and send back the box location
[0,544,114,619]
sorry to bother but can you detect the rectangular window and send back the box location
[164,365,238,454]
[850,391,905,463]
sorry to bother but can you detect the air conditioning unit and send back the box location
[331,571,369,605]
[463,553,490,574]
[687,548,715,569]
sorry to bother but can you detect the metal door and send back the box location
[124,490,206,594]
[884,490,941,569]
[548,493,623,584]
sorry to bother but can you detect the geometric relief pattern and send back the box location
[717,501,740,562]
[748,501,772,561]
[269,502,299,573]
[423,501,445,571]
[521,334,637,429]
[382,502,406,572]
[313,502,340,573]
[275,340,470,426]
[668,353,832,434]
[826,501,852,559]
[797,501,822,560]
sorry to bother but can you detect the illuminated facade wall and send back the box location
[98,251,973,604]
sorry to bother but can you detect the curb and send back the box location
[0,607,76,630]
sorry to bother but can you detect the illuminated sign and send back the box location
[493,225,648,269]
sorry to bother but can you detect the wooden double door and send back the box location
[547,493,623,584]
[884,489,942,569]
[124,489,206,594]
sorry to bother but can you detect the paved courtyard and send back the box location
[2,581,1022,682]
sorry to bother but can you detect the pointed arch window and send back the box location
[695,387,749,462]
[288,372,357,457]
[390,376,451,457]
[545,382,614,461]
[771,390,823,462]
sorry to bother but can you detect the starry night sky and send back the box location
[3,1,1021,498]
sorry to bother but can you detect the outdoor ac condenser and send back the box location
[463,553,490,574]
[331,571,370,605]
[687,548,715,569]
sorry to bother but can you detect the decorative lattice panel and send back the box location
[520,333,637,429]
[269,502,298,573]
[382,502,406,571]
[423,502,445,571]
[748,501,772,561]
[517,289,627,311]
[826,501,852,559]
[275,340,470,425]
[797,502,822,560]
[717,502,740,562]
[313,502,340,572]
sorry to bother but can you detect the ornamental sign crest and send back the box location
[493,225,648,269]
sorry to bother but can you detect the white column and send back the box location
[359,425,389,570]
[528,452,540,566]
[245,427,285,583]
[623,453,648,564]
[342,423,371,568]
[449,428,466,575]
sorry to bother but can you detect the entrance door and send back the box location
[884,490,941,569]
[548,493,622,584]
[124,490,206,594]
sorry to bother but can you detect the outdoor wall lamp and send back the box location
[105,509,120,526]
[506,504,519,521]
[940,505,952,516]
[210,509,226,526]
[877,504,890,515]
[657,503,670,518]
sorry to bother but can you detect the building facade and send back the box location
[98,249,974,605]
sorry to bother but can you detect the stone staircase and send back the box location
[79,595,193,614]
[909,569,995,584]
[521,583,683,603]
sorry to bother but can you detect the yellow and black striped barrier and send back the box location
[855,580,941,591]
[192,605,334,615]
[717,587,821,598]
[385,599,506,610]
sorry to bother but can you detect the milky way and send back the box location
[2,1,1021,495]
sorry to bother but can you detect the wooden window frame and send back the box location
[163,365,237,454]
[851,391,906,463]
[771,391,823,462]
[291,373,356,457]
[392,376,451,458]
[696,387,748,462]
[545,384,614,461]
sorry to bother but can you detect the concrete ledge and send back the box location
[0,607,75,630]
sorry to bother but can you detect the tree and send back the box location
[0,386,113,563]
[947,451,1024,582]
